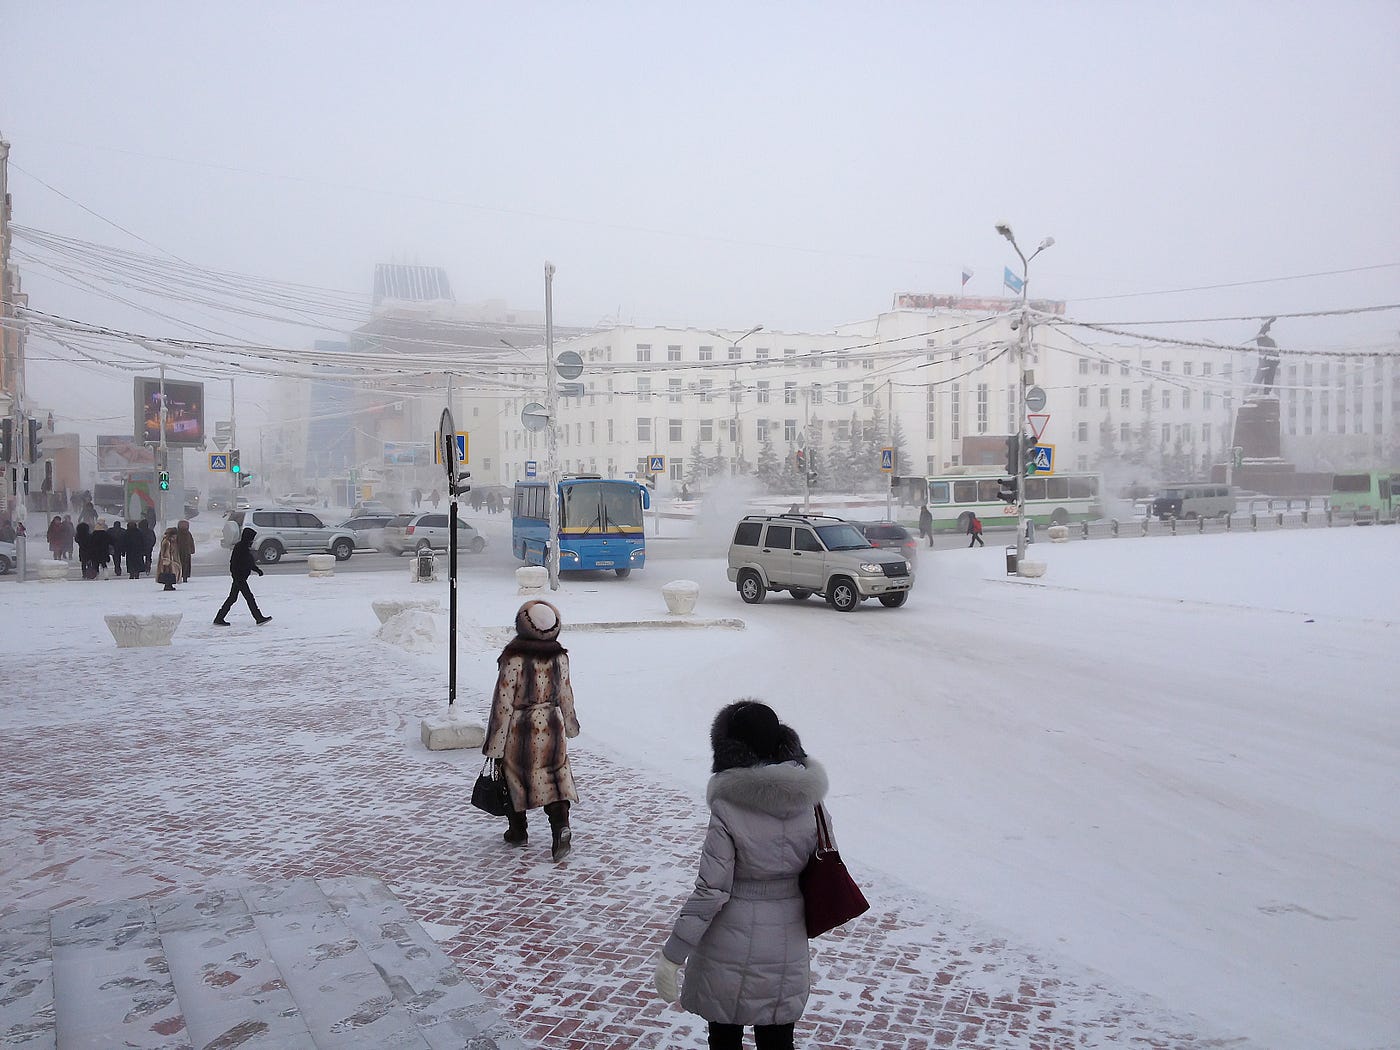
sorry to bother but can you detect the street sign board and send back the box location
[208,453,228,471]
[212,436,230,451]
[432,432,469,464]
[879,447,894,473]
[1025,386,1047,412]
[1028,413,1050,443]
[555,350,584,380]
[1029,444,1054,475]
[557,382,585,399]
[648,454,666,474]
[525,460,538,478]
[521,403,548,432]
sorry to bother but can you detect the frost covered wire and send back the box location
[1049,318,1400,359]
[1067,261,1400,303]
[1064,303,1400,326]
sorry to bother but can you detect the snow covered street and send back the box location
[2,525,1397,1048]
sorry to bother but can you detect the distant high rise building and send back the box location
[372,264,454,306]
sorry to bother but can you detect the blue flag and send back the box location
[1003,267,1025,294]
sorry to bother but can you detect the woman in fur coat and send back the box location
[483,599,580,861]
[654,700,827,1050]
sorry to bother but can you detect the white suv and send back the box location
[222,507,358,564]
[727,513,913,611]
[382,512,486,556]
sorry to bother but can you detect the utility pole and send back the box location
[885,381,894,521]
[544,262,559,591]
[802,386,812,514]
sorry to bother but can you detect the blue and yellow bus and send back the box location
[512,475,651,577]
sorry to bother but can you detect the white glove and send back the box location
[653,953,681,1003]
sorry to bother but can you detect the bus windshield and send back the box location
[561,481,644,532]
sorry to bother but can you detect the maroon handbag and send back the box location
[798,803,869,938]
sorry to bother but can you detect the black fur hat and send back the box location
[711,699,806,773]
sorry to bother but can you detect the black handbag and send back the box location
[799,803,870,938]
[471,758,511,817]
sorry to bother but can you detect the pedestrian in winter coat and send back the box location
[47,517,63,559]
[429,488,441,510]
[176,519,195,581]
[139,519,157,572]
[79,501,98,526]
[108,521,125,575]
[654,700,827,1050]
[483,599,580,862]
[214,527,270,626]
[124,521,147,579]
[60,515,75,559]
[156,528,181,591]
[967,513,984,548]
[918,504,933,547]
[91,521,112,578]
[74,522,97,579]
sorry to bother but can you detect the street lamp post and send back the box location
[544,263,559,590]
[705,325,763,474]
[994,223,1054,570]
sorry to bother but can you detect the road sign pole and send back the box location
[544,262,559,590]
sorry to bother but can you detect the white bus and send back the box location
[896,470,1104,532]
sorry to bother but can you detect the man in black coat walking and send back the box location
[214,527,271,626]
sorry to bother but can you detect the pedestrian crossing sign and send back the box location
[433,432,469,465]
[208,453,229,471]
[648,454,666,473]
[1029,444,1054,475]
[880,447,895,473]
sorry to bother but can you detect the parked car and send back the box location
[726,513,913,611]
[275,492,318,507]
[338,514,395,551]
[221,507,358,563]
[0,540,15,575]
[382,512,486,556]
[351,499,395,517]
[856,521,920,564]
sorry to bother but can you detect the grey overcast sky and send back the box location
[3,0,1399,430]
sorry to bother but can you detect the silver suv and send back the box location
[727,513,913,611]
[221,507,358,564]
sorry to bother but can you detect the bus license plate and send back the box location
[596,560,614,567]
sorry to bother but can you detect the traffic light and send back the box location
[795,448,806,473]
[27,419,42,462]
[1,419,11,463]
[1005,431,1038,476]
[1004,435,1019,477]
[997,477,1018,504]
[230,449,246,486]
[159,470,171,491]
[455,468,471,496]
[807,470,818,485]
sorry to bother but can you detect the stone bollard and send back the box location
[1277,512,1284,528]
[1251,514,1258,531]
[1302,510,1309,526]
[1018,561,1047,578]
[1080,521,1089,539]
[1047,525,1069,543]
[104,612,182,648]
[371,599,442,624]
[1170,517,1177,536]
[661,579,700,615]
[1140,519,1150,536]
[37,559,68,582]
[515,565,548,595]
[1110,519,1119,537]
[307,553,335,578]
[1198,516,1205,533]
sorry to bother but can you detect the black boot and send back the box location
[503,810,528,846]
[545,801,572,862]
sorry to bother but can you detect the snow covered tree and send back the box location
[756,436,781,491]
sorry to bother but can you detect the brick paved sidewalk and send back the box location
[0,638,1249,1049]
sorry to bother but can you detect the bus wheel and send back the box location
[738,570,766,604]
[1050,508,1069,526]
[614,568,631,578]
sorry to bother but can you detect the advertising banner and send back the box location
[134,377,207,446]
[97,435,157,473]
[383,441,431,466]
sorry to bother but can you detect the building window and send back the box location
[1076,422,1089,441]
[976,383,989,433]
[757,381,770,404]
[1161,362,1172,375]
[1203,390,1212,409]
[951,383,961,441]
[812,383,823,404]
[607,419,614,443]
[1099,361,1110,376]
[1161,424,1170,445]
[670,459,683,481]
[1182,389,1191,410]
[863,357,875,370]
[589,421,596,443]
[670,418,683,442]
[700,419,713,441]
[1097,387,1108,408]
[1079,359,1089,375]
[1202,422,1211,444]
[728,419,738,442]
[699,345,713,362]
[1077,455,1088,471]
[1078,387,1089,408]
[926,387,936,440]
[636,344,652,362]
[756,347,770,361]
[1121,389,1130,409]
[728,344,743,361]
[784,347,797,359]
[784,382,797,405]
[638,377,651,402]
[700,379,714,402]
[1120,360,1130,376]
[637,418,651,441]
[862,383,875,407]
[837,383,849,405]
[1162,389,1171,410]
[784,419,798,442]
[837,355,850,370]
[1120,422,1131,443]
[1142,389,1151,411]
[667,344,682,362]
[669,378,682,402]
[756,419,770,442]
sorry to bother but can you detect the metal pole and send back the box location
[446,371,457,706]
[544,262,559,590]
[1016,269,1030,566]
[158,366,169,528]
[885,381,893,521]
[802,386,811,514]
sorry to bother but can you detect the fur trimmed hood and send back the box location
[707,758,828,818]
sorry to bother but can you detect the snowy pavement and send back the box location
[2,525,1397,1048]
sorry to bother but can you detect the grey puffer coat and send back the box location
[663,758,828,1026]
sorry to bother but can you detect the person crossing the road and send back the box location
[967,513,985,548]
[214,527,271,626]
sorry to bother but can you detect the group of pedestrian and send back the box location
[474,594,833,1049]
[468,489,505,514]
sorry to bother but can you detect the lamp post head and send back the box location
[995,223,1015,243]
[1037,236,1056,251]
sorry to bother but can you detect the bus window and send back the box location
[1332,474,1370,493]
[928,481,951,504]
[976,479,1000,501]
[1069,477,1094,499]
[1047,477,1070,500]
[1024,476,1046,501]
[953,480,978,503]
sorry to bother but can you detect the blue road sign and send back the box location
[648,454,666,473]
[525,460,538,478]
[1030,444,1054,474]
[880,447,895,473]
[208,453,228,471]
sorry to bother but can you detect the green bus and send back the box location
[1327,470,1400,524]
[896,470,1104,532]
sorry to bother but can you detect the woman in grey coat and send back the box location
[655,700,827,1050]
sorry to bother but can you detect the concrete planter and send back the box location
[1047,525,1070,543]
[371,599,441,624]
[307,554,335,577]
[515,566,548,594]
[1018,561,1047,578]
[104,612,183,648]
[661,579,700,615]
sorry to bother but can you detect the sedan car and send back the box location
[856,521,921,563]
[338,514,395,551]
[382,512,486,555]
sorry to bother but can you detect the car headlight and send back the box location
[858,562,884,574]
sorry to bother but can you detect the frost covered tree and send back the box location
[756,436,781,491]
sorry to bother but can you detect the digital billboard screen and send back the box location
[134,377,206,447]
